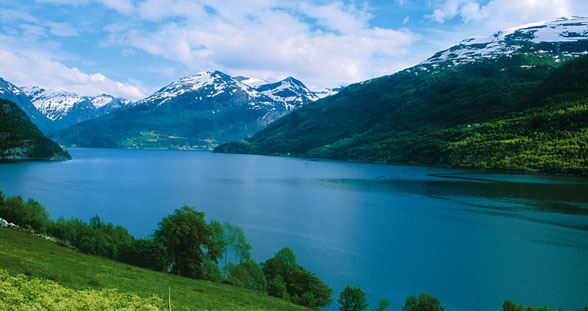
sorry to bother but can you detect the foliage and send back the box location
[0,228,306,310]
[338,286,369,311]
[118,238,167,272]
[0,99,70,161]
[0,268,164,310]
[0,194,49,232]
[501,299,588,311]
[226,259,267,293]
[154,206,221,279]
[402,293,444,311]
[48,216,135,260]
[210,220,253,271]
[374,299,390,311]
[216,55,588,175]
[263,247,332,309]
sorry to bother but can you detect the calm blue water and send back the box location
[0,148,587,310]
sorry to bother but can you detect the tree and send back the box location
[226,259,267,293]
[338,286,369,311]
[374,299,390,311]
[210,220,252,273]
[0,195,49,232]
[402,294,444,311]
[263,248,332,309]
[154,206,220,279]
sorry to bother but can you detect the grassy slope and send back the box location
[0,228,306,311]
[215,55,588,175]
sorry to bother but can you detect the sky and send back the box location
[0,0,587,100]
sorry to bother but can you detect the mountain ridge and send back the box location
[50,71,336,149]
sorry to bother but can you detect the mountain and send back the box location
[0,99,70,161]
[214,17,588,175]
[0,78,131,133]
[51,71,291,149]
[423,16,588,66]
[0,79,54,133]
[238,75,341,105]
[21,87,131,131]
[255,77,319,111]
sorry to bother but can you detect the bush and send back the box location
[263,248,332,309]
[0,268,163,310]
[0,193,49,232]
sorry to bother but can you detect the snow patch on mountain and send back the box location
[233,76,269,88]
[255,77,322,111]
[22,87,82,121]
[138,71,272,108]
[423,16,588,66]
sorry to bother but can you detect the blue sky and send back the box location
[1,0,587,99]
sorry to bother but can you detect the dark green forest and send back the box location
[0,99,70,161]
[215,55,588,175]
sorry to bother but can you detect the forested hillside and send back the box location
[0,99,70,161]
[215,55,588,175]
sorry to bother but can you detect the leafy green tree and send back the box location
[226,259,267,293]
[263,248,331,309]
[374,299,390,311]
[154,206,220,279]
[403,294,444,311]
[201,258,224,282]
[267,275,289,300]
[210,220,252,272]
[0,195,49,232]
[338,286,369,311]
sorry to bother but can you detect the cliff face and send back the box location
[0,99,70,161]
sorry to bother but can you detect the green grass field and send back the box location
[0,228,307,310]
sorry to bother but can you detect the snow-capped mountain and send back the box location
[21,86,131,130]
[254,77,320,111]
[424,16,588,66]
[52,71,295,149]
[135,71,285,125]
[0,77,131,132]
[0,78,54,132]
[138,71,273,107]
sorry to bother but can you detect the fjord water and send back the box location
[0,148,587,310]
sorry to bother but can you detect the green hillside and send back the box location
[0,99,70,161]
[215,55,588,175]
[0,228,306,310]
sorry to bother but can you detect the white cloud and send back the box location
[101,0,417,88]
[429,0,584,29]
[0,49,145,99]
[0,30,145,99]
[424,0,588,56]
[38,0,134,14]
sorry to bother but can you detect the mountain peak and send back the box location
[139,70,267,106]
[423,16,588,66]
